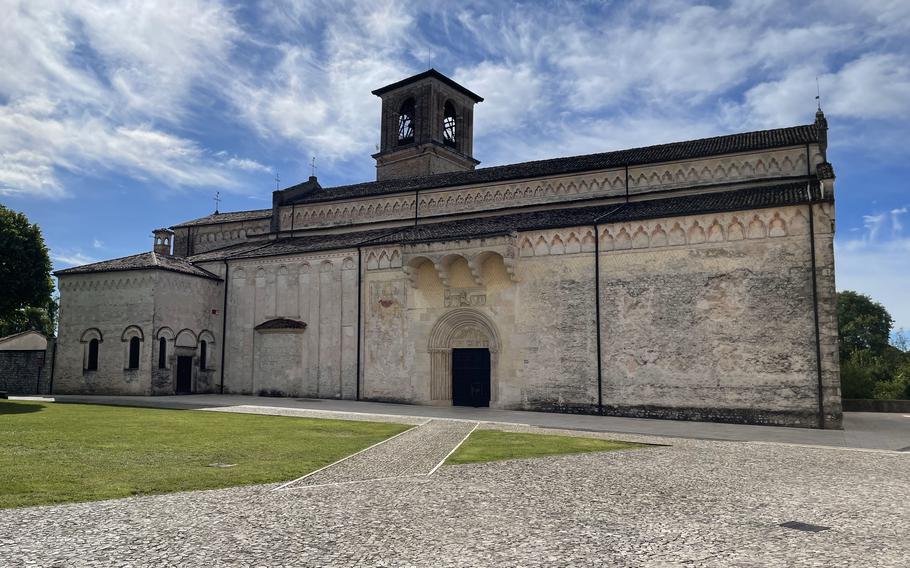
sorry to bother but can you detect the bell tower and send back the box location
[372,69,483,181]
[152,228,173,255]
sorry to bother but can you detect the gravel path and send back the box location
[1,427,907,567]
[286,419,477,487]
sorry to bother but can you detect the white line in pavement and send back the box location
[273,420,428,491]
[427,421,480,476]
[281,473,429,490]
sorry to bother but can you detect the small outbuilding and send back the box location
[0,331,54,395]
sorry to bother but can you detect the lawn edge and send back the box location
[429,421,479,475]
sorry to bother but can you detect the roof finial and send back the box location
[311,156,317,178]
[274,168,280,191]
[815,76,822,111]
[213,191,221,214]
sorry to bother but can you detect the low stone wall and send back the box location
[0,350,47,395]
[842,399,910,413]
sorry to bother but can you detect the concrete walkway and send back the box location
[48,394,910,451]
[280,419,477,488]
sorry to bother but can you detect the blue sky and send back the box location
[1,0,908,331]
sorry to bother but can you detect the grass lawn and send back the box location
[447,429,646,465]
[0,401,409,509]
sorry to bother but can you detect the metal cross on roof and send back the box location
[213,191,221,214]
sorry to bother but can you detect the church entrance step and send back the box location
[278,419,477,489]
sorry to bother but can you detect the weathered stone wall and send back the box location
[362,236,597,412]
[812,201,842,427]
[0,350,46,395]
[363,238,521,405]
[149,269,224,395]
[54,272,156,395]
[55,198,839,427]
[172,218,270,257]
[358,202,839,428]
[221,252,358,398]
[510,250,599,412]
[54,270,222,395]
[594,204,833,427]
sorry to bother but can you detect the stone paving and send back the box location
[51,394,910,450]
[285,419,477,487]
[1,421,907,567]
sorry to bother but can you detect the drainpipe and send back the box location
[594,225,603,415]
[47,338,57,395]
[806,144,825,428]
[624,164,630,201]
[356,246,362,401]
[219,261,229,394]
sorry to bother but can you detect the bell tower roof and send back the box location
[372,68,484,102]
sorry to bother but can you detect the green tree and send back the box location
[836,291,893,361]
[0,205,55,336]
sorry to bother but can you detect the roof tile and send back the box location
[54,252,222,280]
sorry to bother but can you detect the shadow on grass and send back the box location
[0,401,44,415]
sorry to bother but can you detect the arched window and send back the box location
[398,98,415,144]
[158,337,167,369]
[87,339,99,371]
[199,340,207,370]
[128,337,141,369]
[443,101,456,148]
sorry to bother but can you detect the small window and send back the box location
[128,337,140,370]
[87,339,99,371]
[398,98,415,144]
[443,101,456,148]
[158,337,167,369]
[199,340,207,370]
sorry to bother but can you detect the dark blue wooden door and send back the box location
[452,348,490,407]
[176,356,193,394]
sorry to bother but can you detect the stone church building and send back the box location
[54,69,842,428]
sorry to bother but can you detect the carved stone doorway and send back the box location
[428,308,501,405]
[452,348,490,407]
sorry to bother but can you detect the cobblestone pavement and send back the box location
[287,419,477,487]
[53,394,910,450]
[1,426,907,567]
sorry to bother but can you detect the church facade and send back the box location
[54,69,842,428]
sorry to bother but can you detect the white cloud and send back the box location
[836,238,910,331]
[862,213,887,241]
[51,251,99,267]
[891,207,907,235]
[227,1,417,163]
[92,238,103,249]
[2,0,910,202]
[0,98,241,197]
[0,0,254,198]
[454,62,544,135]
[732,52,910,131]
[225,157,271,173]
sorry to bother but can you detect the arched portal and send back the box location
[427,308,501,405]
